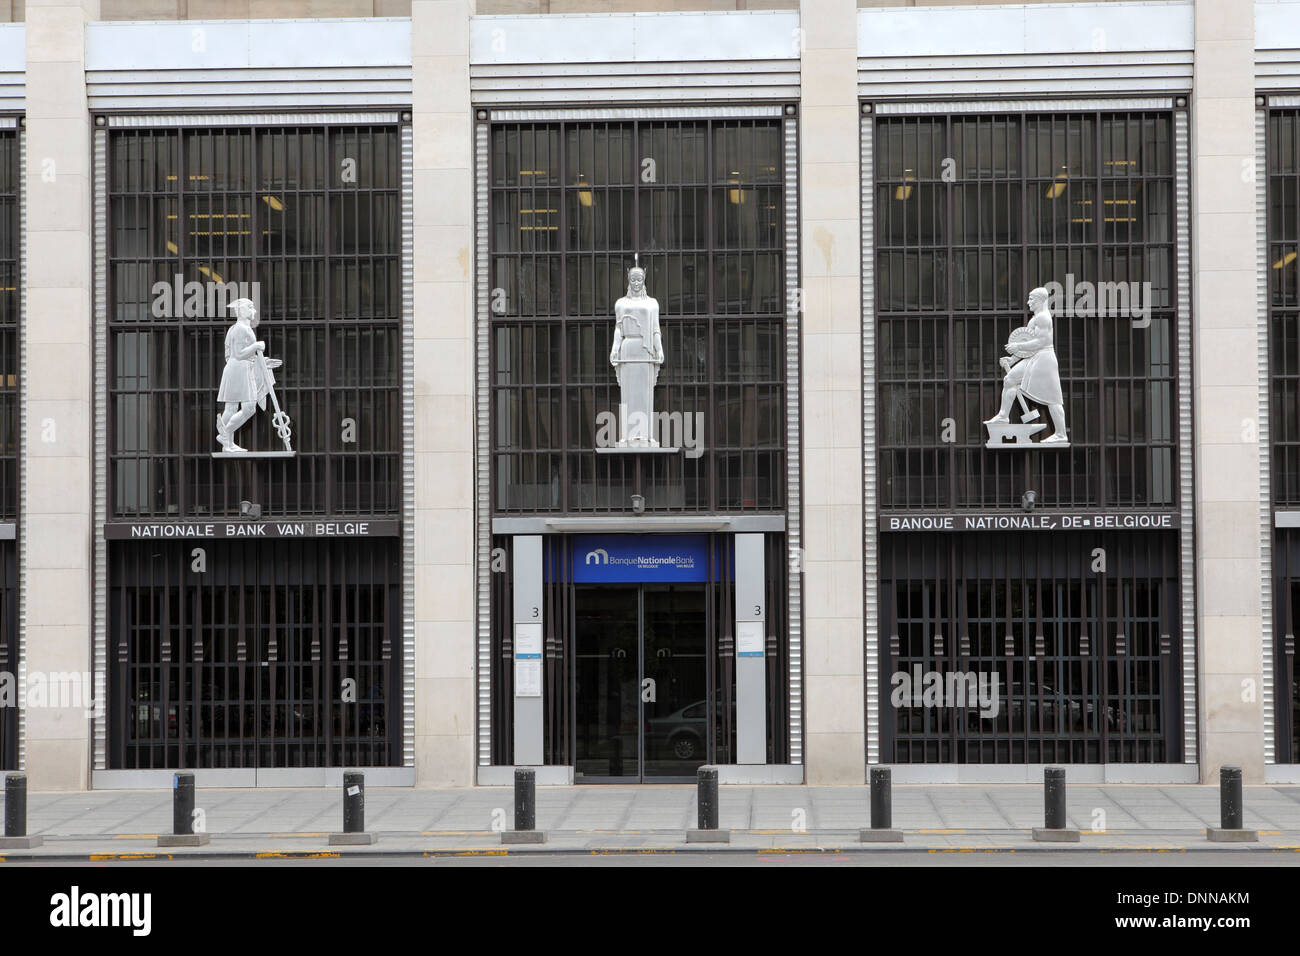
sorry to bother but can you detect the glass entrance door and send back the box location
[574,584,707,782]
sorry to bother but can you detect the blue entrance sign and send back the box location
[570,534,716,583]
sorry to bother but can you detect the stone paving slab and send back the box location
[9,785,1300,838]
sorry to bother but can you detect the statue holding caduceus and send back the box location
[215,298,293,454]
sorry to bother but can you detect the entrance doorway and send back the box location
[574,584,707,782]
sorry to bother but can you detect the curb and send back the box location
[3,842,1300,862]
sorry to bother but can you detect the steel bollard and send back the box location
[697,766,719,831]
[343,771,365,833]
[514,767,536,832]
[327,770,376,845]
[157,770,208,847]
[4,772,26,837]
[173,771,196,835]
[685,766,728,843]
[860,767,903,842]
[1044,766,1066,829]
[1220,766,1243,830]
[870,767,892,830]
[1031,766,1079,842]
[0,773,41,848]
[1207,765,1257,842]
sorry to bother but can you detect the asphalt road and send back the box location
[15,850,1300,866]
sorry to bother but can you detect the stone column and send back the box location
[800,0,865,784]
[1191,0,1265,781]
[22,0,98,790]
[412,0,476,785]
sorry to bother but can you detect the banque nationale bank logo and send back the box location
[584,548,697,572]
[50,886,152,936]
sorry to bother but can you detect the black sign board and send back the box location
[105,520,401,540]
[882,512,1180,533]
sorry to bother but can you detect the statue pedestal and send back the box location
[212,450,296,459]
[596,446,680,455]
[985,422,1047,449]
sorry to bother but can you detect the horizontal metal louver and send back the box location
[470,11,799,105]
[0,25,23,112]
[85,19,411,111]
[1259,0,1300,91]
[858,3,1194,100]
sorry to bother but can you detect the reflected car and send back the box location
[646,700,707,760]
[1003,682,1118,730]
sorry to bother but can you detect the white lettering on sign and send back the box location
[887,516,954,531]
[883,513,1178,532]
[129,524,216,538]
[1091,514,1174,529]
[314,522,370,536]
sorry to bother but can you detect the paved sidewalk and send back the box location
[3,785,1300,854]
[4,830,1300,862]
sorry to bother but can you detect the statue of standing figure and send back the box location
[984,286,1069,447]
[609,260,664,447]
[216,297,286,454]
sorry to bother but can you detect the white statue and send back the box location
[609,261,664,447]
[984,286,1069,448]
[215,298,292,454]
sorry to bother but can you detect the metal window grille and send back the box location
[106,124,401,520]
[880,531,1181,763]
[108,538,400,770]
[874,110,1184,765]
[488,120,786,515]
[0,128,17,770]
[1268,107,1300,761]
[875,112,1178,511]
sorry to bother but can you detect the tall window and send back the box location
[105,124,403,769]
[107,125,401,519]
[875,112,1178,510]
[1268,107,1300,762]
[489,119,787,514]
[0,128,17,771]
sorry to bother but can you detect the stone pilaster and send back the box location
[22,0,98,790]
[1191,0,1265,781]
[411,0,476,785]
[800,0,865,784]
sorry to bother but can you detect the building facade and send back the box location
[1,0,1298,789]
